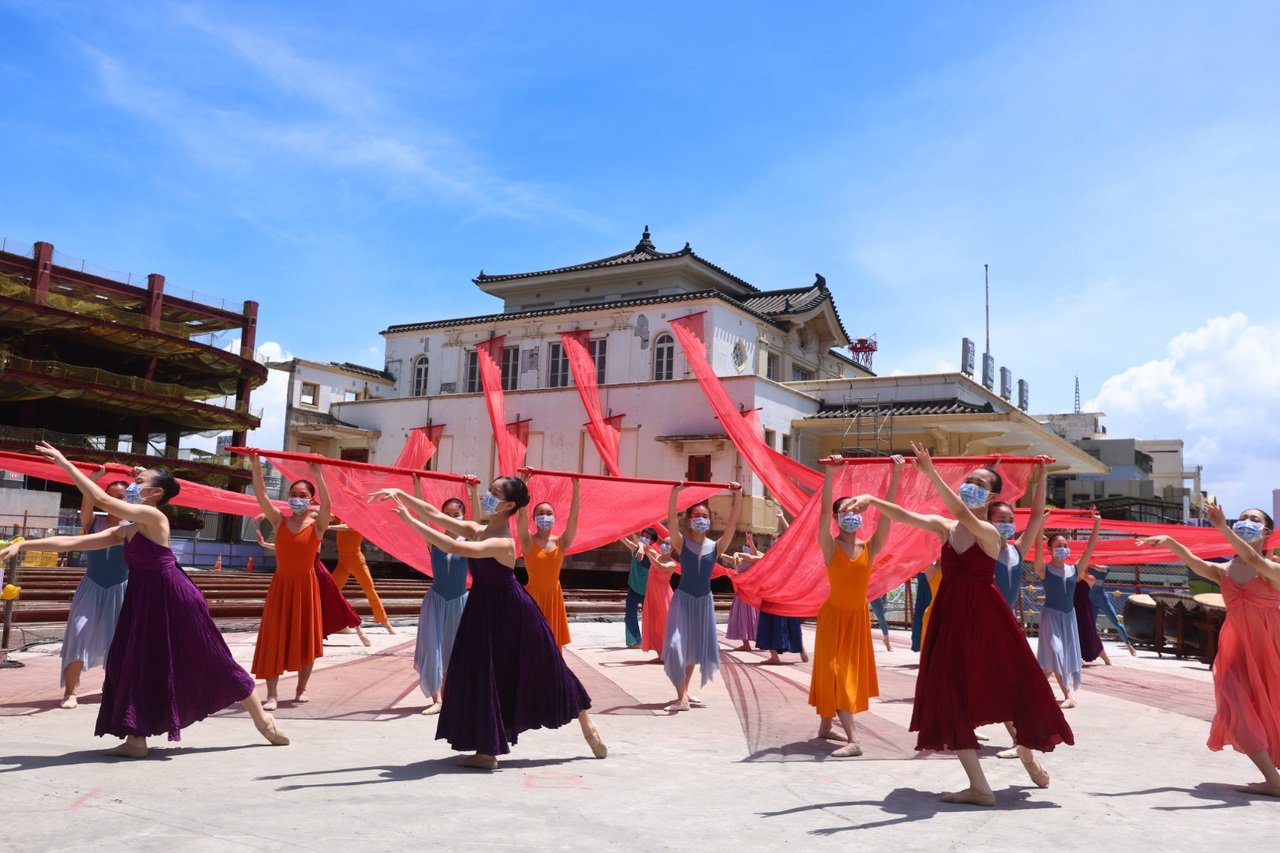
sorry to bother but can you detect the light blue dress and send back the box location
[1088,567,1130,644]
[1036,562,1083,690]
[415,544,470,697]
[663,537,720,687]
[60,517,128,685]
[994,542,1024,612]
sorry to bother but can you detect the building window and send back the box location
[299,381,319,408]
[465,351,479,393]
[340,447,369,463]
[547,342,570,388]
[791,365,814,382]
[766,351,779,381]
[781,434,792,458]
[501,345,519,391]
[342,390,358,402]
[653,333,675,381]
[411,355,429,397]
[764,428,776,449]
[589,338,607,384]
[686,454,711,482]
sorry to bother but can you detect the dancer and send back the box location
[618,528,659,649]
[868,596,893,652]
[1033,510,1100,707]
[724,535,760,652]
[914,563,942,650]
[372,476,605,769]
[517,478,580,647]
[809,453,902,756]
[849,443,1072,806]
[987,462,1049,616]
[663,482,743,711]
[0,442,288,757]
[408,475,477,715]
[255,514,369,647]
[249,455,326,711]
[58,468,130,709]
[1086,565,1136,654]
[1138,503,1280,796]
[330,519,395,634]
[640,537,677,663]
[1075,569,1111,666]
[909,566,936,652]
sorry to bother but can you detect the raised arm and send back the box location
[818,458,839,565]
[1135,534,1224,582]
[80,466,107,532]
[715,483,744,556]
[773,504,790,532]
[1015,459,1050,552]
[850,494,951,541]
[1032,537,1047,580]
[1075,508,1102,574]
[371,485,482,538]
[515,502,533,555]
[34,442,164,533]
[1207,503,1280,586]
[867,454,905,560]
[557,478,582,552]
[389,496,516,566]
[311,463,332,536]
[910,441,1001,556]
[667,484,685,557]
[250,455,282,526]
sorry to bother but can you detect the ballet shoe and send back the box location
[60,695,78,710]
[688,696,706,708]
[585,728,608,759]
[831,742,863,758]
[256,715,290,746]
[262,697,278,711]
[457,754,498,770]
[1022,757,1050,788]
[996,747,1020,759]
[293,691,310,704]
[664,701,690,712]
[940,788,997,807]
[421,703,443,716]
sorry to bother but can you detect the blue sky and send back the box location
[2,1,1278,511]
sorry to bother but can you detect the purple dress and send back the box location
[436,556,591,756]
[1074,578,1105,662]
[96,532,255,742]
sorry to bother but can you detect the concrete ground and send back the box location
[1,619,1274,852]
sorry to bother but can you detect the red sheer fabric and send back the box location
[1012,508,1267,563]
[476,336,527,474]
[669,314,812,514]
[560,331,623,477]
[393,424,445,469]
[732,457,1039,616]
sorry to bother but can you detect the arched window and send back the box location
[653,333,674,381]
[412,354,429,397]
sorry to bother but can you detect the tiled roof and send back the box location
[805,399,995,420]
[330,361,395,383]
[473,227,760,293]
[741,283,827,315]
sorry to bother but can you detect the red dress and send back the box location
[910,539,1075,752]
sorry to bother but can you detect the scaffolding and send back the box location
[838,393,895,457]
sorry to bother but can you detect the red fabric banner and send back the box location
[560,330,622,476]
[393,423,445,469]
[668,313,812,515]
[1012,508,1275,563]
[476,336,527,475]
[505,418,530,473]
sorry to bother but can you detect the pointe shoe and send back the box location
[256,715,290,746]
[687,696,706,708]
[383,623,397,634]
[1022,757,1050,788]
[585,728,608,759]
[104,742,149,759]
[60,695,78,710]
[996,747,1020,759]
[262,697,278,711]
[882,637,893,652]
[457,754,498,770]
[359,632,371,647]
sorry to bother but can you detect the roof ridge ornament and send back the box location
[636,226,656,252]
[814,273,827,290]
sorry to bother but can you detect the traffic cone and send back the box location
[246,556,254,573]
[214,555,223,572]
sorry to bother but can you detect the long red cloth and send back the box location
[476,336,527,474]
[393,424,445,469]
[1012,508,1280,563]
[560,331,623,477]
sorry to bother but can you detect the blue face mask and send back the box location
[994,522,1016,539]
[1233,519,1266,541]
[837,513,863,533]
[288,497,310,516]
[534,515,555,531]
[690,517,711,534]
[124,483,145,504]
[958,482,990,508]
[1052,546,1071,561]
[480,492,500,515]
[660,543,672,555]
[638,536,651,547]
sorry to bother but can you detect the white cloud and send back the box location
[1087,313,1280,511]
[185,340,292,454]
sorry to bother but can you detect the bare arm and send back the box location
[1075,508,1102,574]
[1015,460,1050,552]
[773,504,790,531]
[249,454,282,526]
[80,465,107,531]
[1135,535,1224,581]
[371,486,482,538]
[818,458,838,565]
[667,485,685,557]
[1032,540,1047,581]
[34,442,165,536]
[389,497,516,566]
[1,526,125,559]
[1207,503,1280,587]
[311,463,332,537]
[715,484,744,556]
[867,454,905,560]
[850,495,951,542]
[516,503,533,555]
[909,441,1001,556]
[558,478,582,552]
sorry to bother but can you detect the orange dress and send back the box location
[252,520,323,680]
[918,568,943,649]
[525,540,571,647]
[809,543,879,717]
[332,529,388,625]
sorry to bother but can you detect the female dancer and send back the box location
[329,519,395,634]
[810,453,902,756]
[1086,565,1137,655]
[640,536,676,662]
[409,475,477,715]
[1033,510,1100,707]
[987,464,1049,616]
[0,442,288,757]
[373,477,605,769]
[663,483,743,711]
[910,566,936,652]
[517,478,580,647]
[59,468,130,709]
[1075,570,1111,665]
[724,535,760,652]
[1138,503,1280,796]
[618,528,658,649]
[255,514,369,647]
[249,456,327,711]
[849,443,1072,806]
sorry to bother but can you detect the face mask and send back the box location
[638,536,651,546]
[690,517,711,534]
[994,522,1016,539]
[480,492,500,515]
[837,513,863,533]
[660,543,672,555]
[741,544,753,553]
[288,497,310,515]
[958,482,990,508]
[1052,546,1071,561]
[1233,519,1266,541]
[124,483,145,504]
[534,515,555,531]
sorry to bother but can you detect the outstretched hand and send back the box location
[368,487,403,503]
[848,494,874,513]
[34,440,70,467]
[1135,535,1169,548]
[908,441,935,475]
[1205,502,1226,527]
